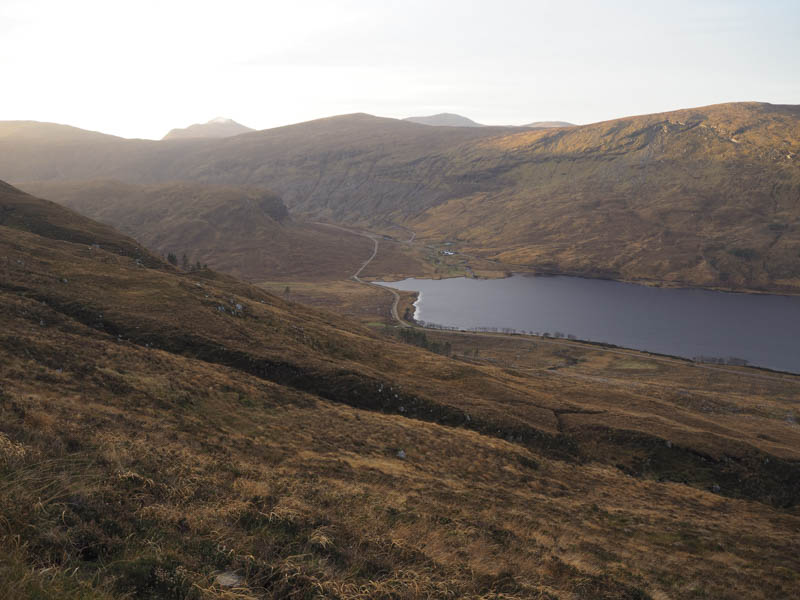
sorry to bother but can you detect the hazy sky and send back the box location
[2,0,798,139]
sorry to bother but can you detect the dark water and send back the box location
[377,275,800,374]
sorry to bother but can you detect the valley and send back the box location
[4,3,799,599]
[2,103,800,600]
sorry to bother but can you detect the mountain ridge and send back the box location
[3,102,799,292]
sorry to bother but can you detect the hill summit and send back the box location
[162,117,254,140]
[522,120,575,128]
[404,113,484,127]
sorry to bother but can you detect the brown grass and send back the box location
[17,181,375,283]
[1,182,799,598]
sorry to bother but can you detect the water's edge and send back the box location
[377,274,800,375]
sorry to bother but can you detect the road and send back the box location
[313,222,409,326]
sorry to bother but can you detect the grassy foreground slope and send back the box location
[1,181,800,599]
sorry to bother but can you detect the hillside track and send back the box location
[313,222,409,326]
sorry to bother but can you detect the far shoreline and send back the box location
[369,270,800,298]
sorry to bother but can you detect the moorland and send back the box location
[1,101,800,599]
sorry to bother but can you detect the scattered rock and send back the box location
[396,449,406,460]
[0,432,26,462]
[711,484,721,493]
[665,440,672,448]
[215,572,244,588]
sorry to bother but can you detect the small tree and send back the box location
[167,252,178,266]
[181,254,190,270]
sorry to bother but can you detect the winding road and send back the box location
[313,222,410,326]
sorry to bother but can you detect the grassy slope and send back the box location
[1,182,800,598]
[18,180,374,282]
[0,181,157,266]
[414,102,800,292]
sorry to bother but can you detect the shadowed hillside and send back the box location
[0,180,157,266]
[0,114,515,220]
[1,179,800,598]
[3,103,800,291]
[18,180,373,282]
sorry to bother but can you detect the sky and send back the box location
[1,0,798,139]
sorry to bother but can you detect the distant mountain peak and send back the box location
[404,113,484,127]
[162,117,254,140]
[522,120,575,128]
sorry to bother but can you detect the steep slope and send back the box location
[163,117,254,140]
[404,113,484,127]
[17,180,372,282]
[0,114,515,217]
[164,113,518,219]
[412,102,800,291]
[1,179,800,598]
[0,180,158,266]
